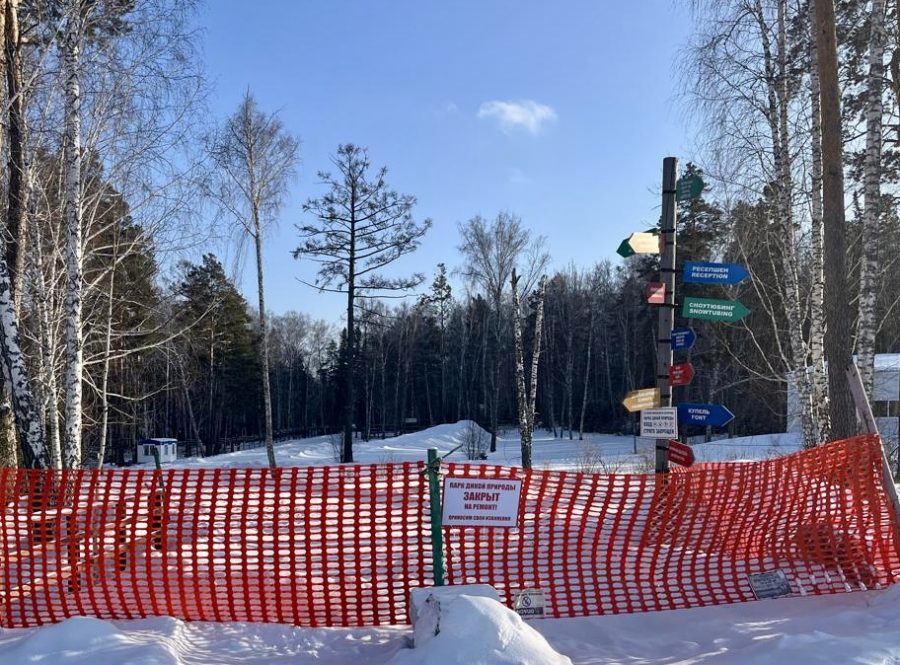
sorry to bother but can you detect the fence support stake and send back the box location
[426,447,445,586]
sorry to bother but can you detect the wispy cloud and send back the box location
[477,99,557,135]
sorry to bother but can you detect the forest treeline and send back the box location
[0,0,899,468]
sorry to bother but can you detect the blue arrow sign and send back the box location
[677,403,735,427]
[671,327,696,351]
[683,261,749,285]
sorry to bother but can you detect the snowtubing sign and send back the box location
[682,297,749,323]
[442,478,522,528]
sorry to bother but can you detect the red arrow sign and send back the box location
[668,362,695,387]
[667,439,695,467]
[645,282,666,305]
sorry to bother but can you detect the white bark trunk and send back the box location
[579,302,595,440]
[757,0,817,446]
[512,271,547,470]
[255,222,276,468]
[808,0,830,442]
[62,3,85,469]
[32,220,62,469]
[96,252,117,469]
[512,270,530,468]
[857,0,886,398]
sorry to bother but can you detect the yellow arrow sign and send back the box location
[626,232,660,254]
[622,387,661,413]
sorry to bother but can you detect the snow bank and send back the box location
[389,594,571,665]
[0,616,179,664]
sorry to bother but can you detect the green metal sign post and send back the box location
[425,448,446,586]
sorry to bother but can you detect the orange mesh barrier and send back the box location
[0,464,431,628]
[442,434,900,616]
[1,435,898,628]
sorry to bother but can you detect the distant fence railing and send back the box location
[2,435,899,628]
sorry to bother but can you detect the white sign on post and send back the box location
[640,407,678,438]
[513,589,546,619]
[442,478,522,528]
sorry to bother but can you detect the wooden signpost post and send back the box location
[618,159,750,472]
[654,158,678,473]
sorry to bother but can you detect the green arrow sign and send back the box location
[682,296,749,323]
[616,239,635,258]
[676,174,704,202]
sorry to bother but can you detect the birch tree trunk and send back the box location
[807,0,830,442]
[512,270,530,467]
[62,2,85,469]
[95,241,117,469]
[579,299,595,440]
[512,270,547,469]
[857,0,886,398]
[755,0,817,446]
[253,210,276,468]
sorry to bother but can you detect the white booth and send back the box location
[136,437,178,464]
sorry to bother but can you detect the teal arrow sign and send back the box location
[682,297,749,323]
[676,174,704,202]
[616,239,635,258]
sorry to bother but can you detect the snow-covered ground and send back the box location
[161,422,804,472]
[7,422,899,665]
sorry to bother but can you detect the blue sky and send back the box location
[200,1,695,321]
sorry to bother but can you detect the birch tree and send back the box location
[856,0,886,397]
[209,92,299,469]
[684,0,829,444]
[511,268,546,469]
[296,144,431,463]
[0,0,46,467]
[457,212,548,451]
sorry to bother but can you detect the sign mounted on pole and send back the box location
[667,439,695,467]
[645,282,666,304]
[640,407,678,438]
[682,297,750,323]
[677,403,735,427]
[617,231,660,256]
[442,478,522,528]
[616,239,635,258]
[683,261,749,286]
[668,362,695,387]
[671,327,696,350]
[622,387,661,413]
[675,174,704,202]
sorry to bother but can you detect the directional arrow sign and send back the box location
[625,232,660,255]
[682,297,750,323]
[667,439,695,467]
[668,362,695,387]
[677,403,735,427]
[683,261,749,286]
[616,239,635,258]
[645,282,666,304]
[676,174,704,202]
[671,327,696,350]
[622,387,661,413]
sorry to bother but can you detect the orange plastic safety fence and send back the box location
[2,436,898,629]
[442,435,900,617]
[0,463,431,628]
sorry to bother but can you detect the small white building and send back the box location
[787,354,899,440]
[136,437,178,464]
